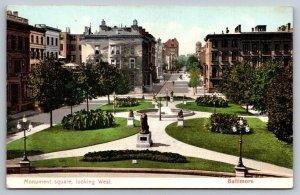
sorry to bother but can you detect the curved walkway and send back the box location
[7,101,292,177]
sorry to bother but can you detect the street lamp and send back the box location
[159,96,162,121]
[165,89,168,107]
[232,118,250,168]
[17,115,33,162]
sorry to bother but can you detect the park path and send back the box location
[7,101,292,177]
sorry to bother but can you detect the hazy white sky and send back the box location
[8,6,293,55]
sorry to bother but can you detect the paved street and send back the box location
[6,73,288,177]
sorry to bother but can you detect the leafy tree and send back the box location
[162,62,168,71]
[267,64,293,143]
[251,60,283,114]
[219,62,255,112]
[29,59,67,127]
[63,70,85,114]
[115,69,130,94]
[188,65,200,95]
[174,55,187,70]
[186,55,201,72]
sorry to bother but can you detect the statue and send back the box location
[128,110,134,117]
[178,110,184,118]
[140,113,149,134]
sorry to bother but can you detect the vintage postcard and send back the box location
[6,5,293,188]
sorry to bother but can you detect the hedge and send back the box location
[115,97,139,107]
[61,109,115,130]
[196,95,228,107]
[82,150,187,163]
[209,113,251,134]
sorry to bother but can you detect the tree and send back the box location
[267,64,293,143]
[186,55,201,72]
[174,55,187,70]
[29,59,67,127]
[188,65,200,95]
[115,69,130,94]
[63,69,85,114]
[219,62,255,112]
[251,60,283,114]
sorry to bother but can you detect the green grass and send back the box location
[176,102,253,116]
[31,156,235,173]
[96,101,154,112]
[166,118,293,168]
[7,118,140,159]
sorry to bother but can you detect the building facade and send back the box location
[59,28,82,65]
[195,41,205,64]
[29,26,45,70]
[162,38,179,70]
[155,38,163,79]
[35,24,61,59]
[7,11,32,113]
[81,19,156,93]
[204,24,293,92]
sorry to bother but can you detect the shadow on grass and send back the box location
[7,150,44,160]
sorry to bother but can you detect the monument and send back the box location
[136,113,152,148]
[177,109,184,128]
[127,110,134,127]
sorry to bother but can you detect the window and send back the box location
[31,48,34,59]
[36,36,39,44]
[232,51,238,62]
[263,43,270,53]
[11,35,16,50]
[232,40,238,48]
[222,52,228,62]
[212,52,218,62]
[60,44,63,50]
[31,35,34,43]
[243,44,249,53]
[116,59,121,69]
[47,52,49,58]
[47,37,49,45]
[111,45,115,54]
[18,36,23,50]
[252,43,258,53]
[79,45,81,51]
[51,37,54,45]
[55,52,58,59]
[275,44,280,53]
[36,49,40,59]
[129,58,135,69]
[221,40,228,48]
[284,44,289,53]
[55,38,58,46]
[14,60,21,74]
[212,40,217,48]
[95,45,100,54]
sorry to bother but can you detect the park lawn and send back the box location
[31,156,235,173]
[176,102,253,116]
[96,101,154,112]
[7,118,140,159]
[165,118,293,168]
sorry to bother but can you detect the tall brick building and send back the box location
[162,38,179,70]
[204,24,293,92]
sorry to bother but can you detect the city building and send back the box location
[35,24,61,59]
[81,19,156,93]
[29,25,45,70]
[155,38,163,79]
[204,23,293,92]
[195,41,205,64]
[59,27,83,65]
[7,11,32,113]
[162,38,179,70]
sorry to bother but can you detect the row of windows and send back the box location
[31,35,43,45]
[30,49,44,60]
[46,36,58,46]
[8,35,29,51]
[94,45,135,55]
[106,58,136,69]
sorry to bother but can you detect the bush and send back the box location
[196,95,228,107]
[115,97,139,107]
[209,113,251,134]
[61,109,115,130]
[82,150,187,163]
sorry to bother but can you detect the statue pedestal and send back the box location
[177,117,184,128]
[19,160,30,174]
[136,132,152,148]
[127,117,134,127]
[235,166,248,177]
[170,97,174,102]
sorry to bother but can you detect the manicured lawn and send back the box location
[165,118,293,168]
[96,101,154,112]
[176,102,253,116]
[31,156,235,173]
[7,118,140,159]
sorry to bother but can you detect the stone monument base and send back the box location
[127,117,134,127]
[235,166,248,177]
[177,117,184,127]
[19,160,30,174]
[136,132,152,148]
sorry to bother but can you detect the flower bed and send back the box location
[82,150,187,163]
[61,110,115,130]
[196,95,228,107]
[115,97,139,107]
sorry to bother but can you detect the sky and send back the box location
[8,6,293,55]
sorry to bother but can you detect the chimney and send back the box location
[13,11,18,16]
[252,28,254,32]
[226,27,229,33]
[287,23,291,31]
[235,24,241,33]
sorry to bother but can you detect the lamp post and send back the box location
[232,118,250,169]
[113,92,116,114]
[17,115,33,162]
[165,89,168,107]
[159,96,162,121]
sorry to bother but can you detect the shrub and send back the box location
[61,109,115,130]
[209,113,251,134]
[82,150,187,163]
[196,95,228,107]
[115,97,139,107]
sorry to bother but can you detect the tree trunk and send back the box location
[108,94,110,104]
[86,96,89,112]
[50,110,53,127]
[70,105,73,115]
[246,104,249,113]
